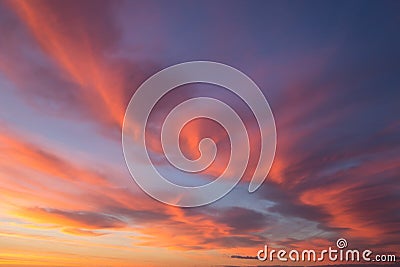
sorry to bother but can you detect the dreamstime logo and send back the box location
[257,238,397,263]
[122,61,276,207]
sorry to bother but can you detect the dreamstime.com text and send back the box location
[257,238,397,263]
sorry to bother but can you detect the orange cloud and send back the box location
[5,0,128,128]
[0,130,112,188]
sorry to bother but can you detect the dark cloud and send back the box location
[259,183,330,223]
[230,255,257,260]
[25,207,126,229]
[212,207,272,234]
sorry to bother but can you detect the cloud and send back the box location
[15,207,126,229]
[0,128,112,188]
[0,1,399,265]
[0,0,162,140]
[230,255,257,260]
[211,207,272,234]
[62,227,106,237]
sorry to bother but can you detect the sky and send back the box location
[0,0,399,266]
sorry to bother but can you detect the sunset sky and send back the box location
[0,1,399,266]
